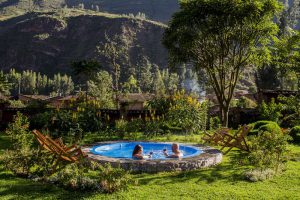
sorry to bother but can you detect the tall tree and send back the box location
[0,71,10,96]
[87,71,115,108]
[138,57,153,92]
[122,75,141,93]
[153,66,166,96]
[163,0,281,126]
[97,34,129,92]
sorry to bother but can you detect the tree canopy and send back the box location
[163,0,282,126]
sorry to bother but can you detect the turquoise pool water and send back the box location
[90,142,202,160]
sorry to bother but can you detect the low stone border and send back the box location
[82,141,222,173]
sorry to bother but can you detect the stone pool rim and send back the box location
[82,141,223,173]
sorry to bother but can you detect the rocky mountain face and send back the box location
[0,11,168,77]
[0,0,179,23]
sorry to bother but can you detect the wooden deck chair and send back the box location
[32,130,87,172]
[220,125,252,155]
[32,129,54,153]
[203,127,231,144]
[45,135,87,162]
[33,130,85,156]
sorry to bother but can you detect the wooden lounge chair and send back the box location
[32,130,87,172]
[203,127,231,144]
[220,125,252,155]
[202,125,252,155]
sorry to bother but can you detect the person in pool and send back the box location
[163,143,183,158]
[132,144,152,160]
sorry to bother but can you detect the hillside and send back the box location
[0,0,179,23]
[0,10,168,77]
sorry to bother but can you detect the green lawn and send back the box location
[0,134,300,200]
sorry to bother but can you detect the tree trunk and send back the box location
[221,105,229,127]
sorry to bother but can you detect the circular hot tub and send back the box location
[83,141,222,173]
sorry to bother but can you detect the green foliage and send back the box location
[250,120,282,135]
[122,75,141,93]
[244,168,277,182]
[8,100,25,108]
[0,71,11,96]
[209,116,221,130]
[98,163,133,193]
[290,126,300,144]
[279,95,300,127]
[3,112,52,176]
[167,91,207,134]
[6,68,74,96]
[259,99,283,123]
[163,0,281,126]
[2,148,38,176]
[48,162,100,191]
[236,97,257,109]
[5,112,33,149]
[87,70,115,108]
[247,131,290,172]
[115,119,128,139]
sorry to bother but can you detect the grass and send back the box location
[0,133,300,199]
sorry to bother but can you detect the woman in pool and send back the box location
[163,143,183,158]
[132,144,152,159]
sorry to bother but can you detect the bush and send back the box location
[166,91,208,134]
[250,121,282,135]
[5,112,33,149]
[259,98,283,123]
[247,131,290,172]
[98,163,134,193]
[3,112,53,176]
[290,126,300,144]
[115,119,128,139]
[2,148,38,176]
[8,100,25,108]
[236,96,257,108]
[244,168,276,182]
[278,95,300,127]
[48,162,100,191]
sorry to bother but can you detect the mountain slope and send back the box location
[0,0,179,22]
[0,10,168,76]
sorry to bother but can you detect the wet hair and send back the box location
[132,144,142,156]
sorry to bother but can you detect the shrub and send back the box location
[166,91,207,134]
[209,116,221,130]
[3,112,53,176]
[5,112,33,149]
[259,98,283,123]
[2,148,38,176]
[250,121,282,135]
[289,126,300,144]
[144,120,163,137]
[278,95,300,127]
[8,100,25,108]
[48,162,100,191]
[98,163,133,193]
[126,118,144,133]
[244,168,276,182]
[236,96,257,108]
[115,119,128,139]
[247,131,290,172]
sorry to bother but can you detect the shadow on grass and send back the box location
[0,134,12,150]
[137,150,248,186]
[0,171,99,200]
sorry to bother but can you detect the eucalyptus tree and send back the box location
[163,0,282,126]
